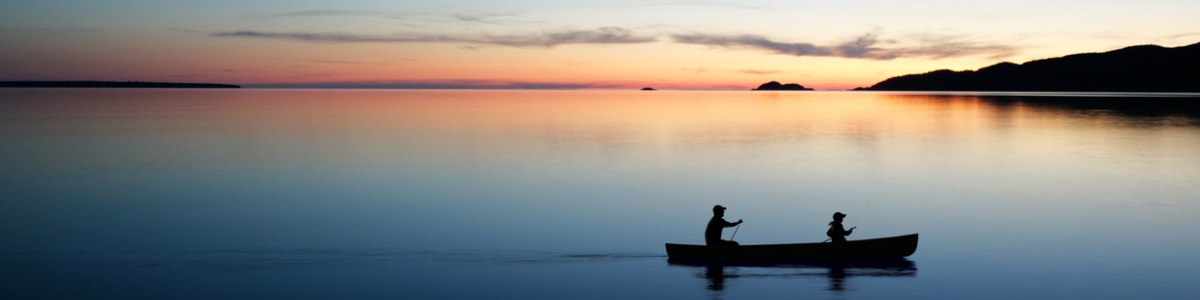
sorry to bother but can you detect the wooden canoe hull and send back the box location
[665,234,918,261]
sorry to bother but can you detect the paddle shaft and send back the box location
[730,224,741,240]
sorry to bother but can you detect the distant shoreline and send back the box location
[0,81,240,88]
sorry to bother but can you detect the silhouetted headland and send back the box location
[863,41,1200,92]
[753,81,814,91]
[0,81,241,88]
[641,87,656,91]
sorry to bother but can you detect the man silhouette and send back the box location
[705,205,743,246]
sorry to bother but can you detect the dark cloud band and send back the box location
[213,27,655,48]
[214,28,1014,59]
[672,32,1015,60]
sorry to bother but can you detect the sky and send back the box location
[1,0,1197,90]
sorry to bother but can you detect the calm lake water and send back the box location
[2,89,1199,299]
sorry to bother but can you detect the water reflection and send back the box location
[2,90,1199,299]
[669,258,916,292]
[884,92,1200,127]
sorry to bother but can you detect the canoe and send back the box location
[665,233,918,262]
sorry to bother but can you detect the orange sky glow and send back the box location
[2,1,1198,90]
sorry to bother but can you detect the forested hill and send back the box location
[866,42,1200,92]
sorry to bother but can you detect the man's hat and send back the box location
[713,205,727,213]
[833,212,847,219]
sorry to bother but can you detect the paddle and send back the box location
[730,224,741,241]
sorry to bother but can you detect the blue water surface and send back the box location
[2,89,1199,299]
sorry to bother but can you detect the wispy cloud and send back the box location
[452,13,525,25]
[487,27,655,47]
[213,31,454,43]
[251,10,410,19]
[683,67,782,75]
[311,59,369,65]
[672,33,835,56]
[671,32,1016,60]
[4,27,99,35]
[902,34,1018,59]
[255,9,539,27]
[1164,32,1200,41]
[279,10,382,17]
[616,1,765,10]
[212,27,655,48]
[736,69,782,75]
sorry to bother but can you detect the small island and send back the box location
[753,81,814,91]
[0,81,241,88]
[641,87,656,91]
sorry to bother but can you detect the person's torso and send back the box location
[705,217,725,240]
